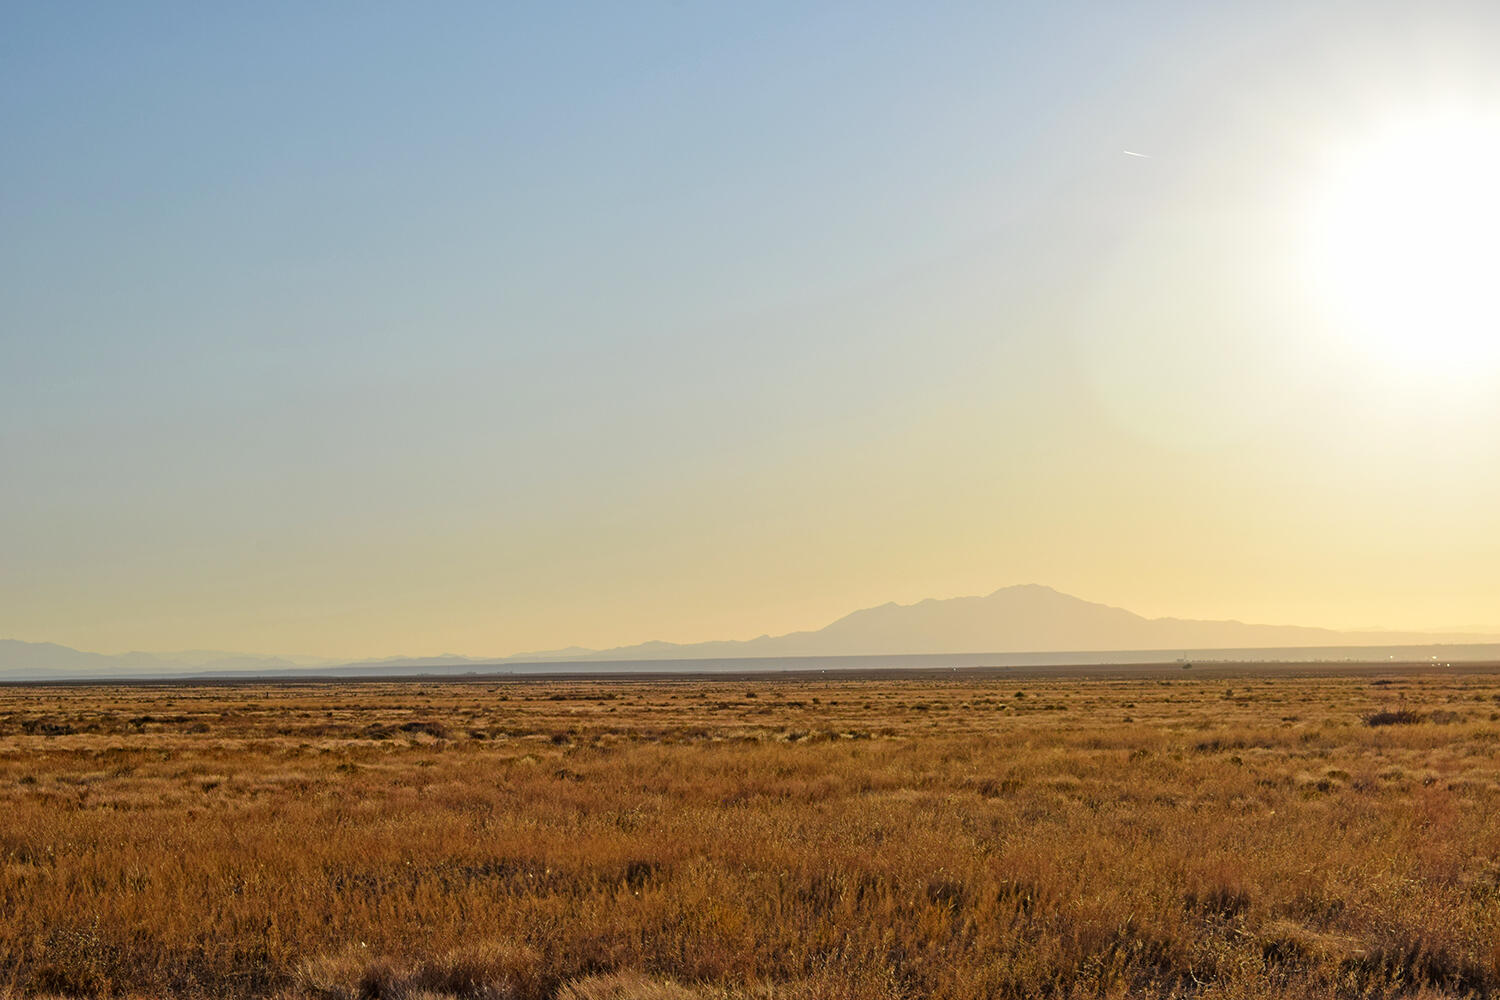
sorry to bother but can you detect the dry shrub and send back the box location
[1258,919,1360,974]
[1344,940,1493,995]
[300,942,547,1000]
[1183,883,1251,922]
[557,972,702,1000]
[1364,708,1424,726]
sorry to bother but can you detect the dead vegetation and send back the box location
[2,671,1500,998]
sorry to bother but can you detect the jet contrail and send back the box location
[1122,150,1151,158]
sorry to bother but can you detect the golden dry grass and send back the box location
[3,670,1500,998]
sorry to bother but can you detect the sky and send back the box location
[5,2,1500,658]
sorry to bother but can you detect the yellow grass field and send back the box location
[3,668,1500,999]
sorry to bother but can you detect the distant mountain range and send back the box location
[0,641,335,679]
[502,584,1499,661]
[5,585,1498,681]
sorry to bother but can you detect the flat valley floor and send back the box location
[3,667,1500,999]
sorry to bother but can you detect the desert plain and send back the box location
[3,665,1500,999]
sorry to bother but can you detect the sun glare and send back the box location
[1306,110,1500,374]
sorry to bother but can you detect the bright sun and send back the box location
[1306,110,1500,373]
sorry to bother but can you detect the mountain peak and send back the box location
[494,586,1498,662]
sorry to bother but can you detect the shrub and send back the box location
[300,942,548,1000]
[1364,709,1424,726]
[557,972,701,1000]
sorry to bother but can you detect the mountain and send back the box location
[505,584,1499,661]
[0,639,121,674]
[0,640,319,679]
[5,585,1499,680]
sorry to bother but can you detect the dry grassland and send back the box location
[3,669,1500,999]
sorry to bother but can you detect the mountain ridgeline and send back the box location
[5,585,1498,680]
[513,584,1490,661]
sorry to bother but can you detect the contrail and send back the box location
[1122,150,1151,158]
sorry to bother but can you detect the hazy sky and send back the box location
[6,2,1500,657]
